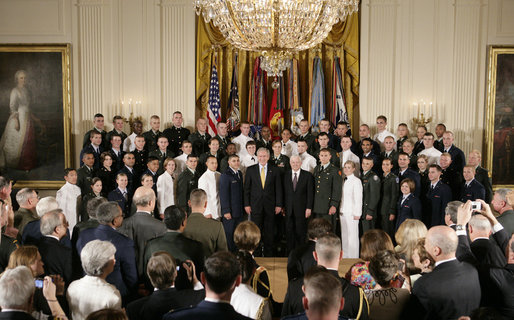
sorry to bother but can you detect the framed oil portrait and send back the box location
[0,44,72,189]
[485,46,514,189]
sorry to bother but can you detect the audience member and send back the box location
[183,189,227,258]
[13,188,39,235]
[0,202,17,273]
[67,240,122,320]
[394,219,427,274]
[410,238,435,284]
[492,188,514,235]
[86,308,127,320]
[22,196,65,246]
[444,200,462,230]
[163,251,252,320]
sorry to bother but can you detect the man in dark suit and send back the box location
[163,111,190,156]
[188,118,211,156]
[455,200,511,314]
[444,200,462,230]
[82,113,107,149]
[37,209,72,285]
[441,131,466,173]
[77,152,95,195]
[163,251,251,320]
[0,266,39,320]
[492,188,514,236]
[287,218,333,281]
[144,205,204,282]
[80,131,103,169]
[397,152,421,197]
[440,153,463,200]
[403,225,481,319]
[219,154,245,252]
[468,150,493,203]
[108,133,126,172]
[108,173,131,217]
[142,115,161,152]
[312,149,342,232]
[282,234,369,320]
[105,115,128,150]
[127,252,205,320]
[426,164,452,227]
[176,155,200,212]
[183,189,227,258]
[244,147,283,257]
[284,155,314,253]
[76,201,137,299]
[118,186,167,276]
[461,165,486,202]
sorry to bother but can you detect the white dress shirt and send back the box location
[156,171,175,214]
[56,182,81,233]
[341,149,360,174]
[373,130,397,144]
[174,153,188,177]
[299,152,317,173]
[198,169,221,219]
[232,134,254,158]
[281,140,298,158]
[123,132,137,152]
[67,275,122,320]
[419,147,442,165]
[231,283,272,320]
[240,154,258,177]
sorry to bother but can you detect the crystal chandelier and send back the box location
[194,0,359,77]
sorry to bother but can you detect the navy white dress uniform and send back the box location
[232,133,253,158]
[340,149,360,177]
[240,154,258,177]
[156,170,175,215]
[173,153,188,177]
[198,168,221,219]
[339,173,363,258]
[418,147,442,166]
[460,178,486,202]
[299,152,317,173]
[395,193,422,231]
[281,140,298,158]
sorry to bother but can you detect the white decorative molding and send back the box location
[77,0,104,133]
[0,0,65,36]
[496,0,514,37]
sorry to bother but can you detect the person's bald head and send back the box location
[132,186,156,210]
[425,226,458,262]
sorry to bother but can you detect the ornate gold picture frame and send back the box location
[0,44,72,189]
[485,46,514,189]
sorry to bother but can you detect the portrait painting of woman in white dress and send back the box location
[0,70,38,171]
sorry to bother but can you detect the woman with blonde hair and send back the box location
[156,157,176,216]
[394,219,427,274]
[410,237,435,284]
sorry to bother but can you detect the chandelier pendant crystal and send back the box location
[194,0,359,77]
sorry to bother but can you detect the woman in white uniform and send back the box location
[339,160,363,258]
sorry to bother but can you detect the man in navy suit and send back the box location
[76,201,137,300]
[79,130,103,169]
[243,148,283,256]
[426,164,452,227]
[284,155,314,253]
[163,251,252,320]
[441,131,466,173]
[461,165,486,202]
[219,154,245,252]
[108,173,130,217]
[397,152,421,197]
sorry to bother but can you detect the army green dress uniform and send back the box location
[312,163,342,232]
[380,172,399,238]
[163,126,190,156]
[361,170,381,234]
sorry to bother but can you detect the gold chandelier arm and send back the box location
[272,0,279,48]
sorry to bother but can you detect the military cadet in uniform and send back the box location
[77,152,95,195]
[82,113,107,149]
[380,158,399,238]
[380,136,399,172]
[163,111,190,156]
[213,122,231,153]
[132,135,148,178]
[361,156,381,235]
[188,118,211,156]
[219,143,237,174]
[270,140,291,177]
[148,136,174,175]
[359,138,380,174]
[396,123,410,153]
[460,165,486,202]
[440,153,463,201]
[295,119,317,155]
[198,138,224,175]
[176,154,200,213]
[142,115,162,152]
[312,148,342,231]
[426,164,452,227]
[255,126,273,153]
[119,152,136,196]
[313,132,339,168]
[105,115,128,150]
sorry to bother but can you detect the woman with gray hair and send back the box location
[67,240,121,320]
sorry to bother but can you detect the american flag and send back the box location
[207,63,221,136]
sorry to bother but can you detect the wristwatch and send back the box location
[456,224,465,231]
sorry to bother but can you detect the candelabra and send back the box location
[412,100,433,127]
[119,99,143,129]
